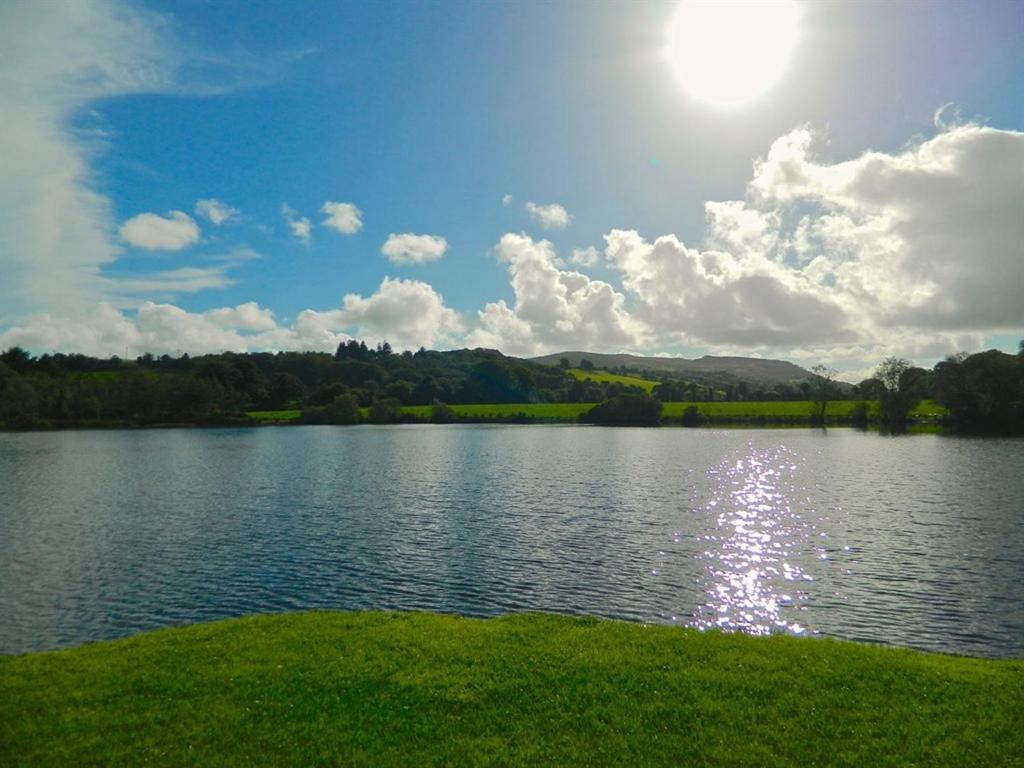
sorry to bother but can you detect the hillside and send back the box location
[533,351,815,386]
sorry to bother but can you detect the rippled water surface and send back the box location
[1,425,1022,657]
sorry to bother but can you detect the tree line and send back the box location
[0,342,1020,432]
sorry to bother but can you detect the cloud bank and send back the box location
[2,111,1020,373]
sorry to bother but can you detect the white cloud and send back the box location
[380,233,448,265]
[524,201,571,230]
[280,203,311,244]
[595,122,1024,365]
[321,201,362,235]
[335,277,464,349]
[203,301,277,331]
[194,198,239,225]
[0,279,463,356]
[119,211,201,251]
[570,246,601,267]
[604,229,851,348]
[465,233,646,356]
[0,0,179,318]
[502,194,513,206]
[104,266,235,296]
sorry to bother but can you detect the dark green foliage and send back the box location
[583,393,662,426]
[935,349,1024,433]
[681,404,701,427]
[430,400,456,423]
[300,393,360,425]
[0,342,1017,432]
[875,357,917,432]
[1,611,1021,767]
[850,401,870,428]
[578,358,594,371]
[367,397,401,424]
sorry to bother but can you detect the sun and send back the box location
[666,0,801,108]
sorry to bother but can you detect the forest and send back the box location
[0,341,1021,433]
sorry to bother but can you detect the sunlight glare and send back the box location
[666,0,801,108]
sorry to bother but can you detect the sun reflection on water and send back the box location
[691,444,817,635]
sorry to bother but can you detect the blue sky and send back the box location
[1,0,1022,377]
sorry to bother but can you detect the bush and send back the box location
[368,397,401,424]
[302,393,360,425]
[430,401,456,424]
[681,405,701,427]
[850,401,869,428]
[582,393,662,426]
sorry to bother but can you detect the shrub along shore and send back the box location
[243,399,948,427]
[1,611,1020,766]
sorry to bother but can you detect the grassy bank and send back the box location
[247,400,948,426]
[1,612,1020,766]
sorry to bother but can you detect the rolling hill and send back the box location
[532,351,817,386]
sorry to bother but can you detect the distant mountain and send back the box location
[531,351,816,386]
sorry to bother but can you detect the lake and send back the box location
[1,425,1022,658]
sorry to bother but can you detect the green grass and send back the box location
[251,401,947,426]
[246,409,302,422]
[567,367,660,393]
[1,611,1019,766]
[397,403,597,421]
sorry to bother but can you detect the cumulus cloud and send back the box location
[592,122,1023,365]
[321,201,362,235]
[524,201,571,230]
[203,301,277,331]
[335,277,464,349]
[744,123,1024,336]
[0,280,462,356]
[502,194,513,206]
[604,229,851,348]
[119,211,201,251]
[570,246,601,267]
[380,233,448,265]
[194,198,239,225]
[465,233,646,356]
[280,203,311,243]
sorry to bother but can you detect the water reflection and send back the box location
[1,427,1023,657]
[693,445,818,635]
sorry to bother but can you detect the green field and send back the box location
[250,401,947,425]
[397,402,596,421]
[1,611,1019,766]
[246,409,302,422]
[566,367,660,392]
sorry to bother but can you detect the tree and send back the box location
[810,364,837,425]
[874,357,915,431]
[430,400,456,424]
[0,347,32,374]
[579,358,594,371]
[559,358,570,369]
[582,393,662,426]
[367,397,401,424]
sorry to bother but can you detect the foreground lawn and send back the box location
[1,612,1020,767]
